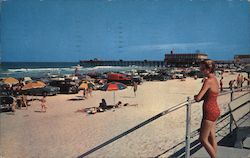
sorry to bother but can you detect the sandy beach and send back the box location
[0,72,248,158]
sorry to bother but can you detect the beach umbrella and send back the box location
[87,82,95,88]
[102,82,127,104]
[22,81,46,90]
[2,77,19,85]
[79,81,95,90]
[36,81,46,87]
[79,82,88,90]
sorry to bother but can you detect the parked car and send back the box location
[21,86,60,96]
[171,72,184,79]
[0,96,14,112]
[49,80,79,94]
[137,70,150,77]
[187,71,204,78]
[144,74,170,81]
[107,73,133,85]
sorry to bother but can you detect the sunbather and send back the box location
[99,99,107,110]
[114,101,122,108]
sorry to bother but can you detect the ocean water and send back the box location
[0,62,147,78]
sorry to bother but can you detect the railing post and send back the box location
[185,97,191,158]
[229,89,234,133]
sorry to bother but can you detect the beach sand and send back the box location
[0,72,248,158]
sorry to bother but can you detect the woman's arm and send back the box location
[194,79,210,102]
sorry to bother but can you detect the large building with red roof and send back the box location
[164,51,208,67]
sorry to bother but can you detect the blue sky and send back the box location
[1,0,250,62]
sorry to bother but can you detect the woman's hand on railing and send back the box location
[194,95,199,102]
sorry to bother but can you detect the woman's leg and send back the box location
[208,123,217,154]
[12,101,16,112]
[199,119,216,158]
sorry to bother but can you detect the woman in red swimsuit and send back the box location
[195,59,220,158]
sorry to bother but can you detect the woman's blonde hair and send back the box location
[200,59,216,73]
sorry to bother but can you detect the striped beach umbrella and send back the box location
[102,82,127,104]
[22,81,46,90]
[2,77,19,85]
[102,81,127,91]
[79,81,95,90]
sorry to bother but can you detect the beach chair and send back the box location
[228,92,250,148]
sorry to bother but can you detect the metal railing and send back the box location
[78,85,250,158]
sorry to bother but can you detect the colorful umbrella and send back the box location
[36,81,46,87]
[102,81,127,91]
[87,82,95,89]
[22,81,46,90]
[79,81,95,90]
[79,82,88,90]
[102,82,127,104]
[2,77,19,85]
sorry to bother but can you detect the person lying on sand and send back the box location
[99,99,107,110]
[114,101,122,108]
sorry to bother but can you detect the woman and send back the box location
[133,81,138,97]
[219,77,223,92]
[40,93,47,112]
[194,59,220,158]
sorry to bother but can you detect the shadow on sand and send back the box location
[121,96,135,98]
[68,98,84,101]
[5,112,15,115]
[34,110,46,113]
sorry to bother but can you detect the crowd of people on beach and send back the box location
[1,61,250,158]
[218,72,249,92]
[0,82,48,113]
[0,76,141,114]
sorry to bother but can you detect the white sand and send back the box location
[0,72,248,158]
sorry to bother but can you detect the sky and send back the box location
[0,0,250,62]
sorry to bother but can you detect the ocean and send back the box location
[0,62,148,78]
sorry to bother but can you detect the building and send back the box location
[164,51,208,67]
[79,59,165,67]
[234,54,250,64]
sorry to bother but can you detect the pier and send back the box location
[79,59,165,67]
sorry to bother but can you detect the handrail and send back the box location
[77,85,250,158]
[231,91,250,102]
[78,100,188,158]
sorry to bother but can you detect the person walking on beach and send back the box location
[219,77,223,92]
[194,59,220,158]
[88,87,93,97]
[240,74,244,88]
[83,88,87,99]
[11,97,16,113]
[229,80,235,90]
[244,77,250,86]
[21,94,28,110]
[236,73,241,88]
[133,81,138,97]
[40,93,47,112]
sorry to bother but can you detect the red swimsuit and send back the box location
[203,91,220,122]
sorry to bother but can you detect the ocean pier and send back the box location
[79,59,165,67]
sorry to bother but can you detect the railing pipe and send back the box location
[229,88,234,133]
[185,97,191,158]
